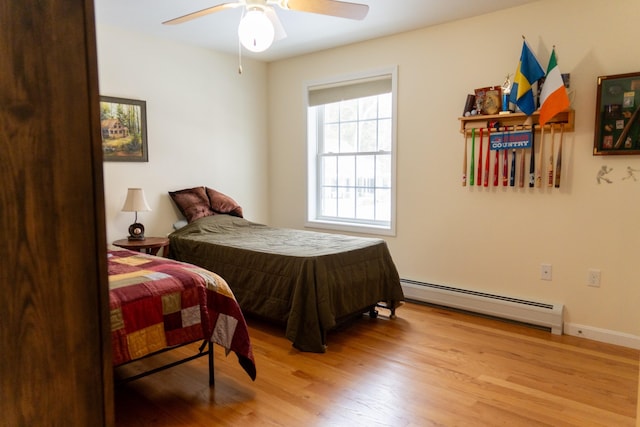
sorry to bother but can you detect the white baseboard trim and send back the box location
[564,323,640,350]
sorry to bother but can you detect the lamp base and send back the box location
[128,222,146,241]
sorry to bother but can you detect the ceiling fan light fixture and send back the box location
[238,9,275,53]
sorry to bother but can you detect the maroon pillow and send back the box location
[168,186,215,223]
[205,187,243,218]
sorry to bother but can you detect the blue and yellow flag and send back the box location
[509,39,545,115]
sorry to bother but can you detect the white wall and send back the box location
[96,24,269,244]
[267,0,640,346]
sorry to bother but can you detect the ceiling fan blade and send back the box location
[265,7,287,41]
[283,0,369,20]
[162,2,242,25]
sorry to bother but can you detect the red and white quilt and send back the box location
[108,248,256,380]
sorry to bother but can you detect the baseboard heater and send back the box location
[400,279,563,335]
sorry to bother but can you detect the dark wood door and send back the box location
[0,1,113,425]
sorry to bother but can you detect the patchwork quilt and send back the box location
[108,247,256,380]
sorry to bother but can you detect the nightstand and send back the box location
[112,237,170,257]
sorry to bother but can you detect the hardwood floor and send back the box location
[114,302,638,426]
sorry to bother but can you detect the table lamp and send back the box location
[121,188,151,240]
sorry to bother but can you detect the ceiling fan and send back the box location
[163,0,369,53]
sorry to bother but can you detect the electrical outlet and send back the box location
[540,264,552,281]
[587,269,601,287]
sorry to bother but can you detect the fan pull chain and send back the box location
[237,9,244,75]
[238,38,243,74]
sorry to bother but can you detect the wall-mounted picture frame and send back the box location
[100,96,148,162]
[593,72,640,155]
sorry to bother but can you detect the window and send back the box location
[306,67,397,235]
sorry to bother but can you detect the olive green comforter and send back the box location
[168,215,404,352]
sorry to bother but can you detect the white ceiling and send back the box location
[94,0,539,62]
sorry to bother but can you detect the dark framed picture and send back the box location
[100,96,148,162]
[593,72,640,155]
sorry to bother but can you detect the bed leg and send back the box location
[375,301,397,319]
[208,341,215,386]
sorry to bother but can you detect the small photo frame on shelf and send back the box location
[593,72,640,155]
[474,86,502,115]
[462,94,476,116]
[100,96,148,162]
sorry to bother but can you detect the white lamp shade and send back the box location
[121,188,151,212]
[238,9,275,53]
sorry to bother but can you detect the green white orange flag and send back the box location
[538,48,570,127]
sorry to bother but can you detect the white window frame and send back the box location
[304,66,398,236]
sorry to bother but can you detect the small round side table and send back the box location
[112,237,170,257]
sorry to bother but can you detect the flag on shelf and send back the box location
[538,47,570,127]
[509,38,545,115]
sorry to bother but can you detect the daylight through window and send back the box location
[306,68,397,235]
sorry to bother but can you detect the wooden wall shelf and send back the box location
[459,109,574,134]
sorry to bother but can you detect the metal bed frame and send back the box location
[114,339,214,386]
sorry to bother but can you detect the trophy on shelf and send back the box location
[475,96,484,116]
[500,73,513,114]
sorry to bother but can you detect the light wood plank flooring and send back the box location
[114,302,638,426]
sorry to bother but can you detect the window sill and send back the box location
[305,219,395,237]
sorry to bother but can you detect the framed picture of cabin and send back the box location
[100,96,148,162]
[593,72,640,155]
